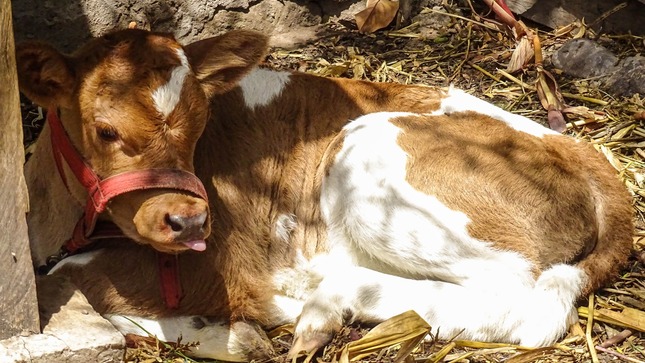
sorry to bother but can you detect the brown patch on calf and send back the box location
[545,135,633,294]
[394,112,633,289]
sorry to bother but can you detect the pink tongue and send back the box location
[183,240,207,251]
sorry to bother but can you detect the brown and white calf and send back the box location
[17,29,633,361]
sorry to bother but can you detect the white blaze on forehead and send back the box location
[152,48,191,119]
[239,68,291,110]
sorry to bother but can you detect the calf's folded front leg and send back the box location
[106,315,274,361]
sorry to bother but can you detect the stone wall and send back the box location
[12,0,365,51]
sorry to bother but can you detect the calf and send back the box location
[17,29,633,361]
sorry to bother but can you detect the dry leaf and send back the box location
[507,36,534,73]
[426,342,456,363]
[536,66,566,132]
[579,307,645,332]
[267,324,294,339]
[533,30,543,64]
[505,347,557,363]
[593,309,645,332]
[621,308,645,331]
[597,145,624,171]
[455,340,525,349]
[355,0,400,34]
[562,106,599,120]
[554,23,576,37]
[337,310,430,362]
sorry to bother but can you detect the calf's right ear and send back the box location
[15,42,75,108]
[183,30,269,99]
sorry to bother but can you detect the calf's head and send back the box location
[17,29,268,253]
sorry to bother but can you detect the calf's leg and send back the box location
[290,262,583,356]
[107,315,274,361]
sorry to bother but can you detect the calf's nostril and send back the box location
[164,212,208,237]
[165,214,185,232]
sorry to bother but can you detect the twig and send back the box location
[586,294,600,363]
[425,342,456,363]
[450,23,473,81]
[587,2,629,29]
[423,7,503,32]
[497,69,611,106]
[561,92,609,106]
[302,348,317,363]
[600,329,633,348]
[595,345,645,363]
[468,61,503,82]
[497,69,534,90]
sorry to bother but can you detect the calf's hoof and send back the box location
[288,331,334,359]
[229,320,276,360]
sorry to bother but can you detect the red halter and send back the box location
[47,109,209,309]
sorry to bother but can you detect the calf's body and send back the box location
[17,30,633,361]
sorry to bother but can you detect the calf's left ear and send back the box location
[183,30,268,98]
[15,42,75,108]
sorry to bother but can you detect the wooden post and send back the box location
[0,0,40,339]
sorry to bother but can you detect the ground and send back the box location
[20,1,645,362]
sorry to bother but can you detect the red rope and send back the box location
[47,109,207,309]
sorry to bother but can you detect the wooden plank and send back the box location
[0,0,40,339]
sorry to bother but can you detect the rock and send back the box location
[552,38,645,97]
[412,5,457,40]
[0,275,125,363]
[605,55,645,97]
[552,39,618,78]
[505,0,645,35]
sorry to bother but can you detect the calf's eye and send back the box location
[96,125,119,142]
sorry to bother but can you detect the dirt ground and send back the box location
[20,1,645,362]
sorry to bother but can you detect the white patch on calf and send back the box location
[238,68,291,110]
[515,264,586,346]
[321,112,534,288]
[271,295,305,323]
[48,250,102,275]
[272,250,322,301]
[152,48,191,119]
[274,213,297,243]
[433,87,558,138]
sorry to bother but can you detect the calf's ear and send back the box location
[15,42,75,108]
[183,30,268,98]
